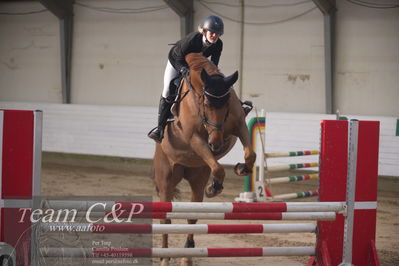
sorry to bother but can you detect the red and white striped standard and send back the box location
[41,247,316,258]
[41,223,317,234]
[44,201,345,213]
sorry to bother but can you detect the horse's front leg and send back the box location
[234,121,256,176]
[190,134,225,198]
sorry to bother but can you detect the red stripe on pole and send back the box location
[224,212,283,220]
[92,248,151,257]
[93,224,152,234]
[208,248,263,257]
[152,202,173,212]
[208,224,263,234]
[232,202,287,212]
[114,202,173,213]
[103,211,167,219]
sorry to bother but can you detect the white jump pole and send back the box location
[40,247,316,258]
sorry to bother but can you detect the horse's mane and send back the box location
[185,53,221,76]
[185,53,229,109]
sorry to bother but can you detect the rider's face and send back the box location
[205,30,220,44]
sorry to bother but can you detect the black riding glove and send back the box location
[180,66,189,76]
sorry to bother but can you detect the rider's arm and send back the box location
[210,40,223,66]
[169,32,198,72]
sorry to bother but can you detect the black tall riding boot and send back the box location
[148,97,172,143]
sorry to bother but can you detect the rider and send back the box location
[148,15,224,143]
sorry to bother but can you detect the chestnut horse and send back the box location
[152,53,256,266]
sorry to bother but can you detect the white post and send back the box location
[31,111,43,266]
[255,109,266,201]
[259,109,265,186]
[339,120,358,266]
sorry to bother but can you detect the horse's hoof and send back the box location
[180,257,193,266]
[234,163,252,176]
[161,258,170,266]
[205,181,223,198]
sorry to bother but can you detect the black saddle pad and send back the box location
[166,75,184,122]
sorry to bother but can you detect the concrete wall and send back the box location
[0,0,179,107]
[70,0,178,106]
[1,0,398,116]
[0,1,61,102]
[198,0,326,113]
[335,0,399,116]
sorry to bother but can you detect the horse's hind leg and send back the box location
[153,145,183,266]
[180,166,211,266]
[158,176,183,266]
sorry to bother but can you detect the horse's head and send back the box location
[200,69,238,152]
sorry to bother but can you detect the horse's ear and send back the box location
[224,71,239,88]
[201,69,210,84]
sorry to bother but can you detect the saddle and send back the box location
[167,75,184,121]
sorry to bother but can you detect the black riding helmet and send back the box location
[200,15,224,35]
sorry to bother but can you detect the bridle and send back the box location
[182,73,230,135]
[201,90,230,134]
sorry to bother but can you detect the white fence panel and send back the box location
[0,102,397,177]
[0,102,156,158]
[343,115,399,177]
[263,112,336,171]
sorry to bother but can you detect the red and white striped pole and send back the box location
[41,246,316,258]
[41,222,317,234]
[43,200,345,213]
